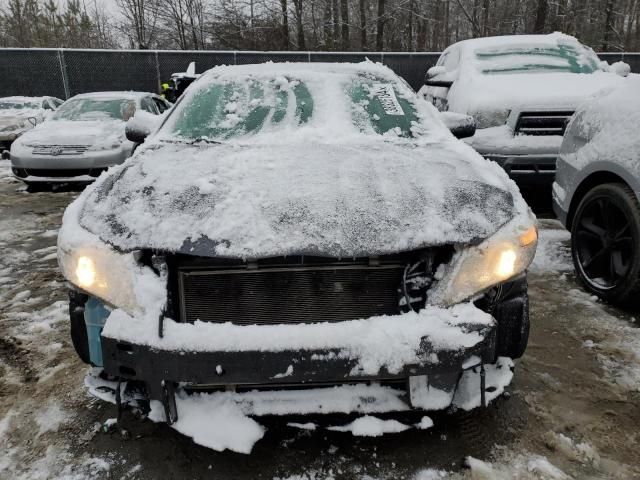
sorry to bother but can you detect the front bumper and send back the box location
[10,146,128,183]
[101,321,497,404]
[483,153,556,189]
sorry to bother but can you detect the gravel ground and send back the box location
[1,160,639,480]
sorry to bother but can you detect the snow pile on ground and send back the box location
[104,302,493,376]
[149,394,265,454]
[565,287,640,392]
[327,416,410,436]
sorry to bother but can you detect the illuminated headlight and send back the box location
[58,244,139,314]
[472,109,511,129]
[430,216,537,306]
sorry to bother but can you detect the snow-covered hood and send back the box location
[77,139,520,259]
[451,71,625,113]
[17,119,125,146]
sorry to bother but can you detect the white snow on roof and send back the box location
[0,96,49,103]
[70,91,152,101]
[454,32,587,51]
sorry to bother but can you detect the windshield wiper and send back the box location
[185,137,223,145]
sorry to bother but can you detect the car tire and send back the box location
[571,183,640,305]
[494,284,529,359]
[69,290,91,364]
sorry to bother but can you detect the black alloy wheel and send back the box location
[571,183,640,305]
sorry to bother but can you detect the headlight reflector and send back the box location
[59,244,139,314]
[430,220,537,306]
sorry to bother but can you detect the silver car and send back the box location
[553,77,640,306]
[0,96,63,152]
[10,91,170,188]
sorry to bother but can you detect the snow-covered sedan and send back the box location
[0,96,63,153]
[554,77,640,306]
[420,33,627,197]
[10,91,170,189]
[58,63,537,450]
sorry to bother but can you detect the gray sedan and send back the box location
[553,77,640,306]
[10,91,169,188]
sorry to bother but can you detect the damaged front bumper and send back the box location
[93,301,515,423]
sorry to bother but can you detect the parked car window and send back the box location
[0,100,40,110]
[474,43,602,74]
[153,97,168,113]
[43,100,55,110]
[53,98,64,107]
[349,76,418,137]
[52,98,137,121]
[141,96,159,114]
[168,77,313,140]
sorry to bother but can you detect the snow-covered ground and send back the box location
[1,160,640,479]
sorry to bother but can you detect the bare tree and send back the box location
[116,0,160,48]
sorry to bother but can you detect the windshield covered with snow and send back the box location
[0,100,40,110]
[164,74,419,141]
[52,98,136,122]
[474,43,602,75]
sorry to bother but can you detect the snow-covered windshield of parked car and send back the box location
[0,100,40,110]
[474,43,601,75]
[164,74,420,141]
[52,98,136,121]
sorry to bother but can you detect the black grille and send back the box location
[23,168,106,178]
[515,111,574,136]
[174,252,445,326]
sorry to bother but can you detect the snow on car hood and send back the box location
[78,139,519,258]
[16,119,125,147]
[450,71,625,114]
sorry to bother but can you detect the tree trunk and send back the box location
[602,0,616,50]
[340,0,349,49]
[293,0,305,49]
[375,0,384,51]
[280,0,289,49]
[533,0,548,33]
[359,0,367,49]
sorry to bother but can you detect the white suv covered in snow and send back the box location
[420,33,627,197]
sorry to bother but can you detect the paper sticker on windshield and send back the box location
[371,84,404,116]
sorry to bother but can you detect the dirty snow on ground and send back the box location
[0,162,118,479]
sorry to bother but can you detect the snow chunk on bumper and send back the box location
[102,302,494,376]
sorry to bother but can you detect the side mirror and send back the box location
[440,112,476,139]
[27,117,38,127]
[1,150,9,160]
[425,66,453,87]
[610,61,630,77]
[125,110,159,144]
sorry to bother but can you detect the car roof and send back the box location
[198,61,402,82]
[450,32,585,53]
[70,91,155,101]
[0,96,50,103]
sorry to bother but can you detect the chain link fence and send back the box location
[1,48,638,99]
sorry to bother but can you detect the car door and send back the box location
[423,46,460,112]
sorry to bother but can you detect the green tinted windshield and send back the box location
[52,98,136,121]
[475,43,601,74]
[349,76,418,137]
[167,74,419,140]
[169,78,313,140]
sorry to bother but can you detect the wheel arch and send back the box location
[567,171,633,231]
